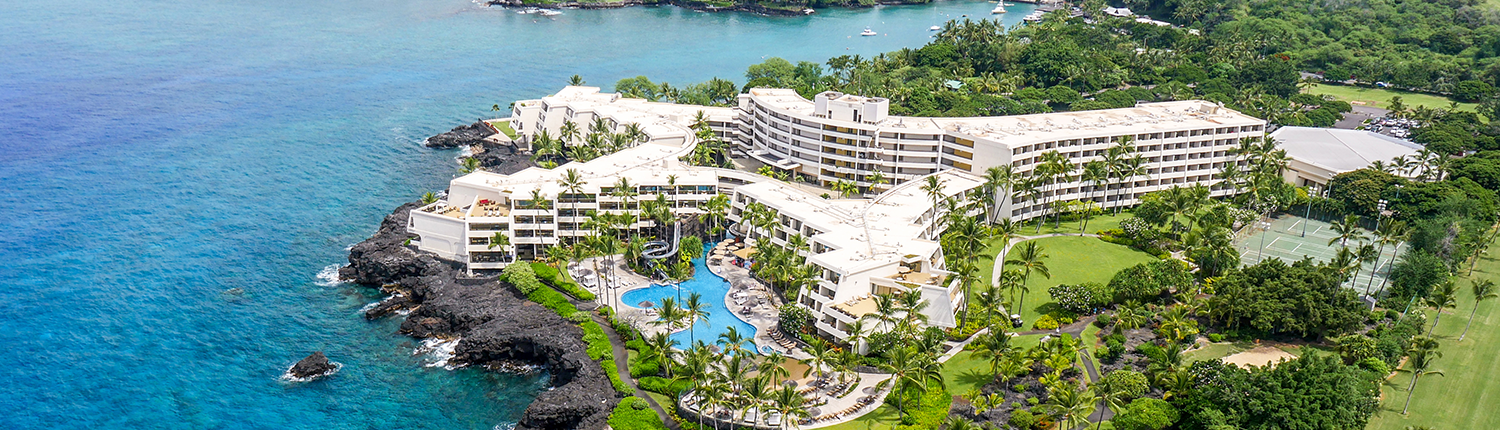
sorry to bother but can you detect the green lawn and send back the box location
[487,119,518,139]
[1366,234,1500,430]
[976,236,1159,325]
[1021,211,1131,237]
[1305,84,1478,112]
[942,351,994,397]
[1183,341,1253,363]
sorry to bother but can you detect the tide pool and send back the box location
[0,0,1039,428]
[620,251,758,351]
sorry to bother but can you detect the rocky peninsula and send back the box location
[340,201,613,430]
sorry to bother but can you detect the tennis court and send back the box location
[1233,214,1397,296]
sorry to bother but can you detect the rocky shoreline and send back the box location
[340,202,613,430]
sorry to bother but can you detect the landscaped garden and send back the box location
[976,235,1159,325]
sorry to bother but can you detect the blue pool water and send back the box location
[621,252,757,351]
[0,0,1039,427]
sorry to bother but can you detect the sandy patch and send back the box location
[1222,346,1297,368]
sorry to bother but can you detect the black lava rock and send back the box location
[342,204,613,430]
[424,121,496,149]
[289,352,338,379]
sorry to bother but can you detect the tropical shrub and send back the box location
[1109,260,1193,303]
[1176,356,1377,430]
[1049,282,1113,314]
[1113,398,1179,430]
[1101,370,1150,400]
[1032,315,1059,330]
[628,354,661,378]
[778,304,813,335]
[608,396,667,430]
[503,262,544,294]
[1008,409,1038,429]
[1207,258,1365,339]
[637,376,691,396]
[531,262,596,300]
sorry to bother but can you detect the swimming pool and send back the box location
[620,250,757,351]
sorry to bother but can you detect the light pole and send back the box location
[1258,220,1272,262]
[1303,184,1320,237]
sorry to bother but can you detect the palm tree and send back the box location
[1400,336,1444,414]
[1080,160,1109,232]
[982,165,1015,224]
[843,319,868,353]
[860,293,900,335]
[612,176,639,233]
[1461,279,1498,341]
[800,338,838,381]
[699,194,731,242]
[487,232,512,261]
[1006,241,1050,318]
[866,171,890,192]
[644,332,679,378]
[684,292,711,347]
[769,385,809,430]
[558,168,587,242]
[1043,384,1098,430]
[1367,220,1409,302]
[881,347,944,422]
[567,74,585,86]
[920,175,949,232]
[1353,243,1378,291]
[1091,379,1129,430]
[1158,306,1199,342]
[420,191,438,205]
[970,330,1014,381]
[458,156,480,174]
[559,119,581,149]
[1328,214,1367,248]
[757,351,791,383]
[1374,221,1413,302]
[655,297,684,331]
[1427,280,1459,335]
[717,326,751,356]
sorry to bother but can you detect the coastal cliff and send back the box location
[341,204,613,430]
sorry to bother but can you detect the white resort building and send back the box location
[408,85,1269,343]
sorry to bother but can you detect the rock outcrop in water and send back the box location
[341,204,612,430]
[288,352,340,380]
[423,121,496,149]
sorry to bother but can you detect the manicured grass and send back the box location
[822,403,901,430]
[1305,84,1478,112]
[942,351,994,397]
[1021,211,1131,237]
[1366,233,1500,430]
[487,119,518,139]
[977,236,1159,325]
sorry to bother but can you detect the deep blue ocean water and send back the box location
[0,0,1036,428]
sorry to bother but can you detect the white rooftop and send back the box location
[1270,126,1423,174]
[746,88,1261,144]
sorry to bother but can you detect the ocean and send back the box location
[0,0,1036,428]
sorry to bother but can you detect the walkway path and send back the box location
[989,233,1101,287]
[576,297,681,430]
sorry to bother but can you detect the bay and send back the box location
[0,0,1037,428]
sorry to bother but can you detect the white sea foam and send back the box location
[359,294,395,313]
[280,361,343,383]
[315,264,347,287]
[415,338,461,370]
[492,423,517,430]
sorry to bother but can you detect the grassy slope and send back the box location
[1305,84,1478,112]
[487,119,518,139]
[1366,235,1500,430]
[977,235,1158,324]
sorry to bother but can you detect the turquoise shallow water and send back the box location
[0,0,1036,428]
[620,249,755,350]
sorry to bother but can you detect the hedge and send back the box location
[894,387,951,430]
[637,376,692,396]
[531,262,596,301]
[608,396,668,430]
[629,353,661,378]
[509,264,631,396]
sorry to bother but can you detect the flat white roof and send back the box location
[1270,126,1423,174]
[739,169,984,274]
[745,89,1263,145]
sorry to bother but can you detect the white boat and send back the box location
[860,27,877,36]
[539,9,561,16]
[929,25,941,31]
[991,4,1007,13]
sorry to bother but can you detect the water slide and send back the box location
[642,221,680,260]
